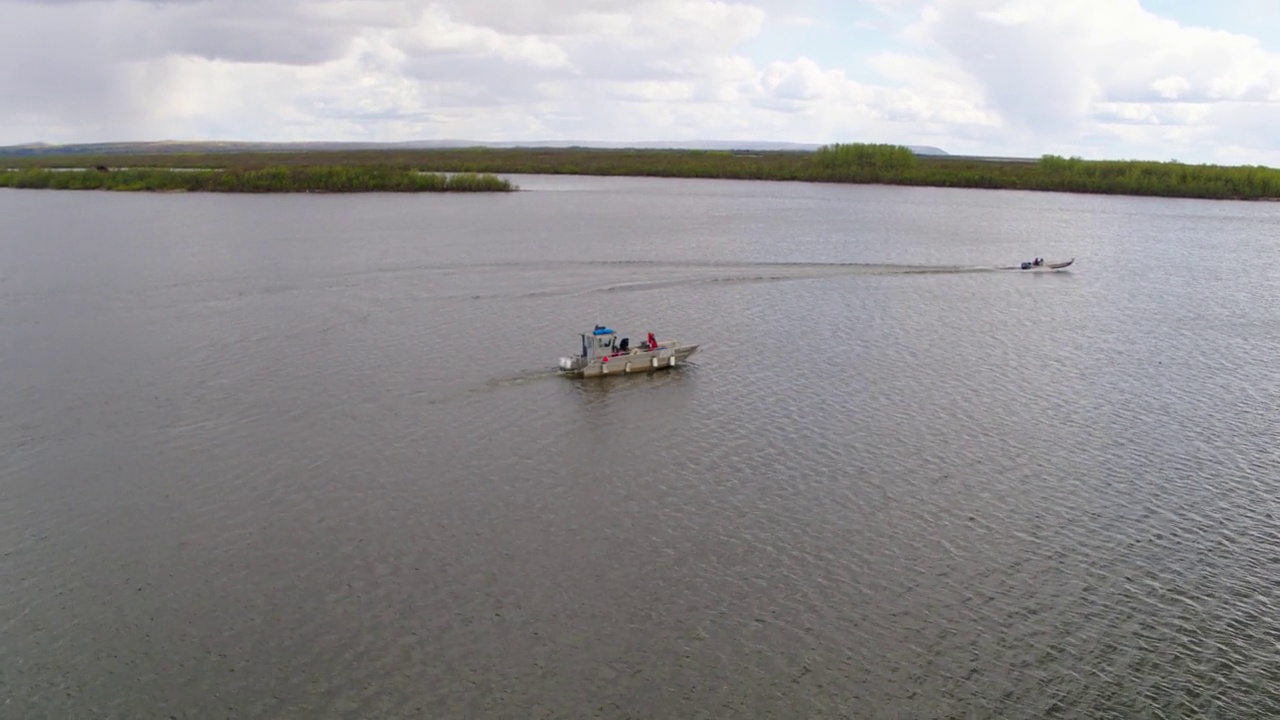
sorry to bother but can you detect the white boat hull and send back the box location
[1017,258,1074,271]
[560,343,699,378]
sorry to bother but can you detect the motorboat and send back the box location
[1018,258,1074,270]
[558,325,699,377]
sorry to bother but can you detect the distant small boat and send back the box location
[1018,258,1074,270]
[558,325,699,377]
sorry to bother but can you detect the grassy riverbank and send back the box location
[4,144,1278,200]
[0,165,516,193]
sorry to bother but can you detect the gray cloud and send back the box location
[0,2,158,140]
[9,0,396,65]
[128,1,364,65]
[0,0,765,121]
[155,14,353,65]
[399,55,555,105]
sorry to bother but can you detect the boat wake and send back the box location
[483,368,564,388]
[441,260,1032,301]
[411,367,562,406]
[428,258,1077,303]
[537,259,1002,275]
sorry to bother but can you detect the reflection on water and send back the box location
[1,178,1279,718]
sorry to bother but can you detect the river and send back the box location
[2,175,1279,718]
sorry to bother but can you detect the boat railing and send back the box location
[598,342,675,362]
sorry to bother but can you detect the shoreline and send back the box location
[2,145,1278,200]
[0,166,518,193]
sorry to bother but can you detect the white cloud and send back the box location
[394,7,571,70]
[1152,76,1190,100]
[886,0,1280,162]
[0,0,1279,166]
[760,56,838,100]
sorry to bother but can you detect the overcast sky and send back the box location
[3,0,1279,164]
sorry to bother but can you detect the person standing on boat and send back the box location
[647,332,657,351]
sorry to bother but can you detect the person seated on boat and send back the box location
[647,332,657,351]
[619,337,630,353]
[1033,258,1043,266]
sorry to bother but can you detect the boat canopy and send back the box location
[592,326,615,335]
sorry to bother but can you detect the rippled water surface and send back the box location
[3,175,1280,718]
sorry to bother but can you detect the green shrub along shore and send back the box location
[0,165,516,193]
[3,143,1279,200]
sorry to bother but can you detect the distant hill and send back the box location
[0,139,951,157]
